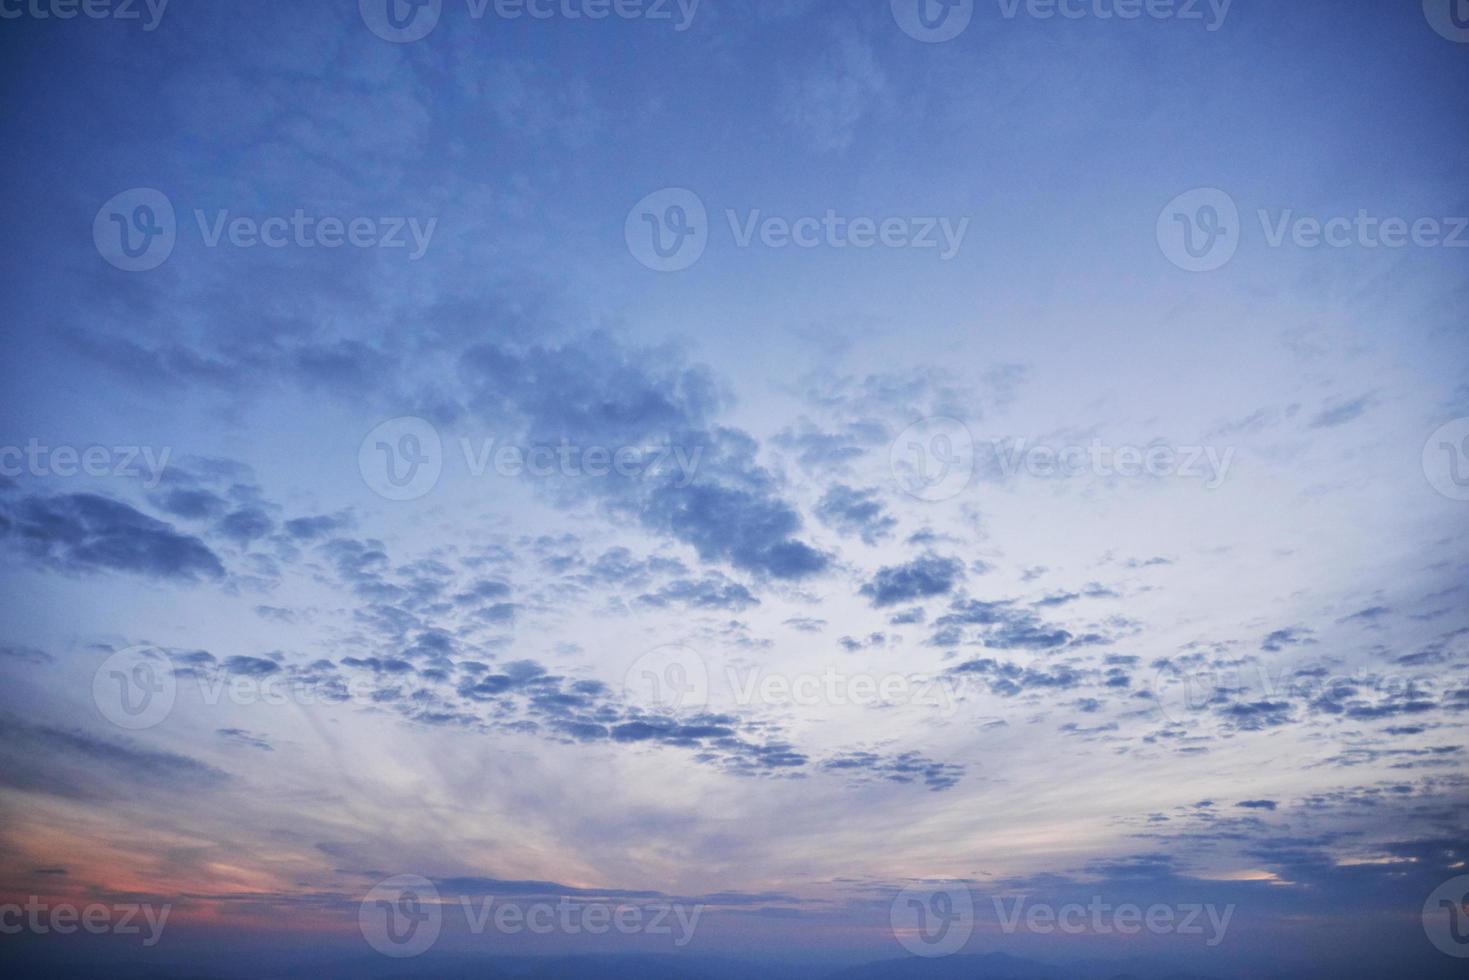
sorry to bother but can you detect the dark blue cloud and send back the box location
[637,573,759,612]
[860,555,963,607]
[2,492,225,582]
[813,484,897,544]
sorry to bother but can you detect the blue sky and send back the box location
[1,1,1467,977]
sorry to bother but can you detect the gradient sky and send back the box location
[1,1,1467,977]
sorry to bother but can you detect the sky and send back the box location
[0,1,1467,977]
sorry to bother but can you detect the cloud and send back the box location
[1,493,225,582]
[218,728,274,751]
[1308,394,1375,428]
[860,555,964,607]
[637,573,759,612]
[814,484,897,545]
